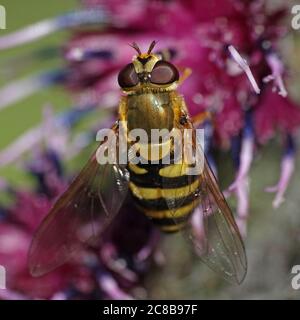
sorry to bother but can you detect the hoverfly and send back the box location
[28,41,247,284]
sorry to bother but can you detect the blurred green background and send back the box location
[0,0,300,299]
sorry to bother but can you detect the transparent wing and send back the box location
[28,128,129,277]
[188,159,247,284]
[159,94,247,283]
[161,126,247,283]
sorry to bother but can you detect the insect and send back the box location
[28,41,247,284]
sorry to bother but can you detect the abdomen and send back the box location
[128,161,200,233]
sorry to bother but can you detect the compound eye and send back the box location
[118,63,139,88]
[151,61,179,85]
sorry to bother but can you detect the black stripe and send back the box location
[132,192,197,211]
[128,160,173,170]
[128,166,198,189]
[149,214,191,226]
[162,229,181,233]
[128,151,182,169]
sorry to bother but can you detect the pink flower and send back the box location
[0,222,72,299]
[0,149,159,299]
[254,88,300,144]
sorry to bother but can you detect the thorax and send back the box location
[126,91,175,135]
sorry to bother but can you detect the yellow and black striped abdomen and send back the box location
[128,161,200,233]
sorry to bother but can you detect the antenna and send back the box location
[147,40,157,54]
[130,42,141,55]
